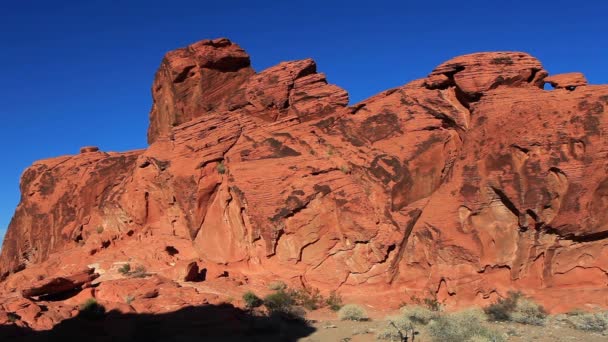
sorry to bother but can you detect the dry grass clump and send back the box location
[338,304,368,321]
[560,310,608,332]
[428,309,504,342]
[484,291,546,325]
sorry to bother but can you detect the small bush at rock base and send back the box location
[79,298,106,319]
[267,281,287,291]
[243,291,263,309]
[484,291,521,321]
[562,311,608,332]
[400,305,437,325]
[326,290,343,311]
[7,312,20,323]
[510,298,547,326]
[263,290,305,320]
[288,287,324,310]
[338,304,368,321]
[409,294,443,312]
[216,161,226,174]
[377,315,416,341]
[484,291,546,325]
[428,309,504,342]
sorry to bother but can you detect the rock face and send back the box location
[147,38,254,144]
[2,39,608,330]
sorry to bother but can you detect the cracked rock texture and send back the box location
[1,39,608,330]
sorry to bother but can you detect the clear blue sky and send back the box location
[1,0,606,244]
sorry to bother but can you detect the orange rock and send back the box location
[544,72,588,89]
[21,268,99,298]
[1,39,608,331]
[79,146,100,153]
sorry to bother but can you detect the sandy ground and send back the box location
[297,310,608,342]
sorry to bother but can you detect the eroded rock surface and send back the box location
[2,39,608,330]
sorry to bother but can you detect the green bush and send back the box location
[263,290,304,320]
[484,291,546,325]
[326,290,343,311]
[409,294,443,312]
[428,309,504,342]
[79,298,106,319]
[217,161,226,174]
[117,263,147,278]
[7,312,20,323]
[400,305,437,325]
[510,298,547,326]
[267,281,287,291]
[338,304,368,321]
[243,291,263,309]
[377,315,415,341]
[130,265,147,278]
[563,311,608,332]
[264,290,293,312]
[484,291,521,321]
[288,287,324,310]
[118,263,131,275]
[96,226,104,234]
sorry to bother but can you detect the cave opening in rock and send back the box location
[165,246,179,256]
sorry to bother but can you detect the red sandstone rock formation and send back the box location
[1,39,608,330]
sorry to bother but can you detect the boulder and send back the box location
[21,269,99,298]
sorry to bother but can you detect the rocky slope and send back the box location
[1,37,607,330]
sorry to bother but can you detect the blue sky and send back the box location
[1,0,607,244]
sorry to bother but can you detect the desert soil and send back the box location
[298,310,608,342]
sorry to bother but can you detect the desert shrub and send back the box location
[377,315,415,341]
[288,287,324,310]
[484,291,546,325]
[7,312,20,323]
[326,290,343,311]
[125,295,135,305]
[130,265,147,278]
[400,305,437,325]
[96,226,104,234]
[264,290,293,312]
[263,290,304,320]
[243,291,263,309]
[428,309,504,342]
[338,304,368,321]
[510,298,547,326]
[410,294,443,312]
[79,298,106,319]
[484,291,521,321]
[118,263,131,275]
[563,311,608,332]
[117,263,147,278]
[566,308,586,316]
[267,281,287,291]
[216,161,226,174]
